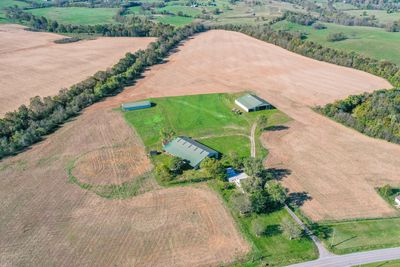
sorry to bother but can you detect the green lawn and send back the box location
[318,218,400,254]
[154,14,195,26]
[0,0,28,23]
[210,181,318,266]
[200,135,251,158]
[345,10,400,24]
[27,7,118,25]
[123,93,288,154]
[272,20,400,65]
[354,259,400,267]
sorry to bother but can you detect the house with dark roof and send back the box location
[163,136,218,168]
[235,94,272,112]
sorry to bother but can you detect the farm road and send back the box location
[250,122,257,158]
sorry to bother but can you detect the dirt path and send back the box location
[94,30,399,221]
[0,24,155,116]
[250,123,257,158]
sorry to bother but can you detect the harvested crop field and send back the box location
[0,24,155,116]
[0,106,248,266]
[103,30,400,221]
[72,145,151,185]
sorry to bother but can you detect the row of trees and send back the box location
[316,88,400,144]
[214,24,400,88]
[343,0,400,11]
[0,23,208,159]
[5,7,173,37]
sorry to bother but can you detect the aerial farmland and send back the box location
[1,0,400,266]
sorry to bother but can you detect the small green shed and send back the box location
[121,100,151,111]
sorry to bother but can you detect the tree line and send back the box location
[316,88,400,144]
[5,7,173,37]
[214,23,400,87]
[0,23,207,159]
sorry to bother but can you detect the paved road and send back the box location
[288,247,400,267]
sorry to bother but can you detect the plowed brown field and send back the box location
[0,106,248,266]
[72,145,151,185]
[97,30,399,221]
[0,24,155,116]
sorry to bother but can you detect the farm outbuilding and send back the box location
[121,100,151,111]
[395,195,400,206]
[227,167,249,187]
[163,136,218,168]
[235,94,272,112]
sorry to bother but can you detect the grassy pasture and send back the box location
[318,218,400,254]
[154,14,195,26]
[345,10,400,24]
[156,5,202,17]
[200,135,251,158]
[123,93,288,156]
[273,20,400,65]
[27,7,118,25]
[0,0,28,23]
[210,181,318,266]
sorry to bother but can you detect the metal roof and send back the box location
[121,100,151,109]
[163,136,218,167]
[235,94,270,110]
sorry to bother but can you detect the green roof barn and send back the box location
[121,100,151,111]
[163,136,218,168]
[235,94,272,112]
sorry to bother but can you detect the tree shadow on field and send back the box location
[265,168,292,181]
[289,191,312,207]
[265,125,289,132]
[264,224,282,237]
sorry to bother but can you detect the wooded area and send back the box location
[316,88,400,144]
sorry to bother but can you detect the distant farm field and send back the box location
[345,10,400,24]
[0,0,28,23]
[155,14,195,26]
[273,21,400,65]
[0,24,155,116]
[27,7,118,25]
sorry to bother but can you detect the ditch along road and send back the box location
[288,247,400,267]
